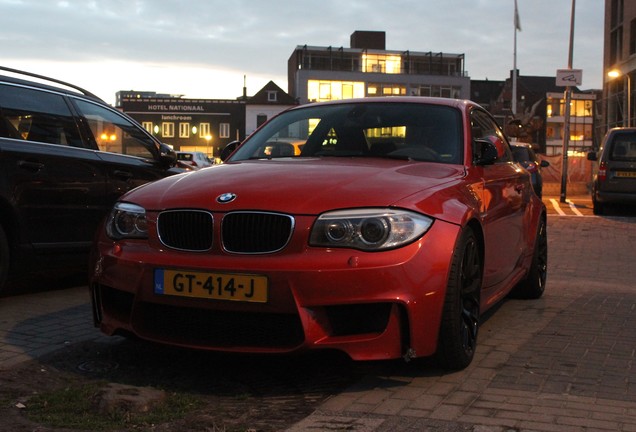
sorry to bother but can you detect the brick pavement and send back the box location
[1,209,635,431]
[0,286,100,369]
[289,215,636,431]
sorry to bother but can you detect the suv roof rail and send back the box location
[0,65,102,100]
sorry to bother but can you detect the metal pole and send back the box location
[628,74,632,127]
[512,19,518,117]
[560,0,576,203]
[512,0,520,117]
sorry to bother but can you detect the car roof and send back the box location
[0,66,104,102]
[292,96,478,111]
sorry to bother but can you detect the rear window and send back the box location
[511,146,531,162]
[610,133,636,161]
[0,84,83,146]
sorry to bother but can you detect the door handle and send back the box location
[112,170,133,179]
[17,160,45,172]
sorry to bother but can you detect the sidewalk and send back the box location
[0,286,100,369]
[288,216,636,431]
[1,216,635,431]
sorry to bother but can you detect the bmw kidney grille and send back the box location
[157,210,293,253]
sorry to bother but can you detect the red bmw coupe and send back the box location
[90,97,547,370]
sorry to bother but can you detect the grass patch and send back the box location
[25,381,204,430]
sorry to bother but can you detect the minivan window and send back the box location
[73,99,156,159]
[0,84,82,146]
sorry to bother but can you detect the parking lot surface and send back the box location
[1,200,635,431]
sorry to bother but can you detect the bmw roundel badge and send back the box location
[216,193,237,204]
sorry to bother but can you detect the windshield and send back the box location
[230,102,463,164]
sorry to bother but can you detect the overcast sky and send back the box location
[1,0,603,105]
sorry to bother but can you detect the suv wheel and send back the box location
[592,196,604,215]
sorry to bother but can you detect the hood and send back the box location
[126,158,465,214]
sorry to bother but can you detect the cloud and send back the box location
[0,0,603,104]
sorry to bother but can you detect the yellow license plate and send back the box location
[615,171,636,178]
[154,269,268,303]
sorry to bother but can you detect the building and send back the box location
[243,80,298,136]
[115,91,178,108]
[118,82,296,158]
[604,0,636,130]
[470,79,506,114]
[120,96,246,159]
[487,72,596,155]
[288,30,470,104]
[545,91,597,156]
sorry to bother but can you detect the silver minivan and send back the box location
[587,127,636,214]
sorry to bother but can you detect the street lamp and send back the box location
[608,69,631,127]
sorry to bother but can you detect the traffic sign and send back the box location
[556,69,583,86]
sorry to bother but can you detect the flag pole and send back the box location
[512,0,520,118]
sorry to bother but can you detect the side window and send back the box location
[471,109,512,163]
[0,84,82,146]
[73,99,156,159]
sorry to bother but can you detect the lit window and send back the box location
[219,123,230,139]
[179,123,190,138]
[142,122,153,133]
[362,54,402,74]
[199,123,211,138]
[307,80,365,102]
[162,122,174,138]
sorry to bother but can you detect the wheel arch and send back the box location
[465,218,485,268]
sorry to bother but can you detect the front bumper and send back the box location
[90,220,460,361]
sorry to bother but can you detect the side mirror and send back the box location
[473,139,499,165]
[159,143,177,167]
[220,140,241,162]
[586,151,598,161]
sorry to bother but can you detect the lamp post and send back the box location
[608,69,631,127]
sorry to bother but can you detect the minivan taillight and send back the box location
[524,162,538,173]
[598,161,607,182]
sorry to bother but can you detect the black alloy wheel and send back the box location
[512,217,547,299]
[436,228,482,370]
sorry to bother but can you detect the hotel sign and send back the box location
[147,104,205,112]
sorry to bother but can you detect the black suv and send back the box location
[587,127,636,215]
[0,66,179,293]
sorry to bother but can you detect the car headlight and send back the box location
[106,202,148,240]
[309,208,433,251]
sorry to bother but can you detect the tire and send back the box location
[436,228,482,370]
[592,198,604,215]
[512,217,547,299]
[0,225,9,294]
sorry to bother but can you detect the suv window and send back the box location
[73,99,156,159]
[0,84,82,146]
[610,134,636,161]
